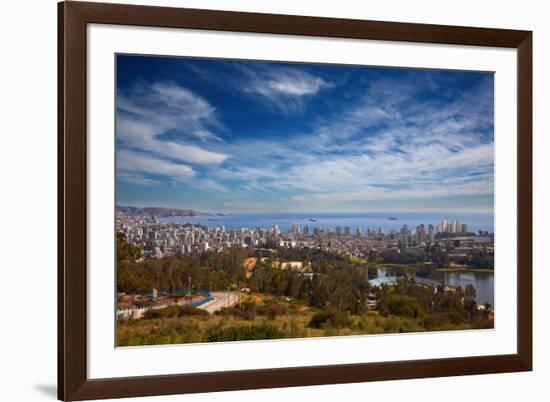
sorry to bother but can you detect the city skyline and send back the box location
[117,212,487,261]
[116,56,495,213]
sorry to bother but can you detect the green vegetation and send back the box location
[116,291,493,345]
[143,305,208,320]
[116,235,493,346]
[371,263,493,274]
[117,233,248,294]
[249,248,369,314]
[118,234,370,315]
[257,301,290,320]
[369,263,419,270]
[435,267,494,273]
[206,323,287,342]
[370,244,494,270]
[373,279,492,330]
[308,306,352,329]
[387,294,423,318]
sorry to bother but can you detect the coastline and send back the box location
[160,211,495,233]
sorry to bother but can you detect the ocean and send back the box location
[160,211,494,233]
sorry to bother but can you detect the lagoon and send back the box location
[371,268,494,306]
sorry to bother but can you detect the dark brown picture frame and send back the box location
[58,1,532,400]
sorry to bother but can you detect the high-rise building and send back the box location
[356,227,361,238]
[402,233,409,248]
[435,219,468,234]
[344,226,350,236]
[335,226,342,236]
[450,220,458,233]
[416,224,425,242]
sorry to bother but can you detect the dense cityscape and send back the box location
[116,207,494,346]
[116,208,493,264]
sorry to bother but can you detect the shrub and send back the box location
[179,305,208,317]
[283,319,304,338]
[143,305,179,319]
[308,307,351,329]
[215,307,231,316]
[308,310,330,328]
[422,314,443,330]
[471,317,494,329]
[116,320,204,346]
[422,311,466,329]
[444,311,466,325]
[142,304,208,320]
[323,326,339,337]
[206,324,287,342]
[230,301,257,320]
[356,316,383,334]
[258,302,289,320]
[375,316,402,333]
[387,294,423,318]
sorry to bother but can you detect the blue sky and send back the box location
[116,55,494,213]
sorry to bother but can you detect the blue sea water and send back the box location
[160,211,494,233]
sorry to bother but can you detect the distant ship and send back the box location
[388,217,397,220]
[309,218,318,222]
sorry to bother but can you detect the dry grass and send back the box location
[116,294,493,346]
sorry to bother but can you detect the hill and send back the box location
[116,205,212,217]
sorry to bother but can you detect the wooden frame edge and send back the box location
[516,31,533,371]
[58,2,65,400]
[66,354,531,401]
[59,1,88,399]
[58,1,533,400]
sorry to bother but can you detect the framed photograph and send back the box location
[58,1,532,400]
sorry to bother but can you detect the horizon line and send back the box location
[116,204,494,215]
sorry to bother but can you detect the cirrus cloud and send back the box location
[117,81,229,189]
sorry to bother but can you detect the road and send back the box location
[198,291,241,314]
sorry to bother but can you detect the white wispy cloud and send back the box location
[236,64,333,114]
[117,172,160,186]
[118,149,195,179]
[216,73,494,209]
[117,62,493,212]
[117,82,229,188]
[116,119,226,165]
[117,149,231,192]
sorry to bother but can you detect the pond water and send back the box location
[371,268,494,307]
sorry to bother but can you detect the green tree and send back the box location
[465,284,477,301]
[387,294,423,318]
